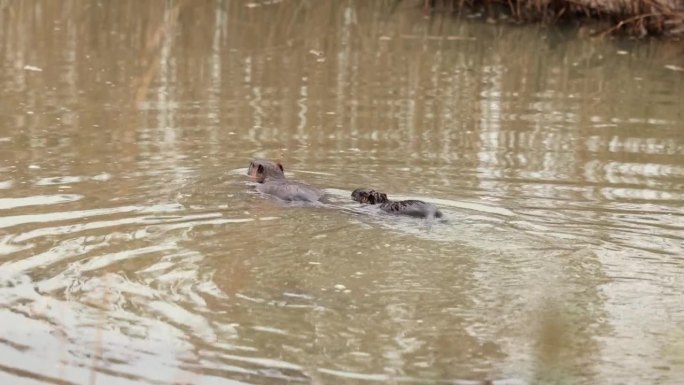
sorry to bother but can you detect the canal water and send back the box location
[1,1,683,384]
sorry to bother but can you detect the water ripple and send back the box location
[0,194,83,210]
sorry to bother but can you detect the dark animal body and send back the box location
[247,159,325,203]
[351,188,443,219]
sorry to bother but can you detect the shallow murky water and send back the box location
[1,1,683,384]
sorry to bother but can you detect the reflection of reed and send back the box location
[1,0,681,202]
[134,0,189,104]
[0,0,681,193]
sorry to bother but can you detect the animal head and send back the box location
[247,159,285,183]
[351,188,389,205]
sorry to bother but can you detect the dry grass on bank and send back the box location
[422,0,684,37]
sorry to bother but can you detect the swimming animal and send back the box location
[247,159,325,203]
[351,188,443,219]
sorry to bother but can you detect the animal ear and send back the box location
[277,163,284,172]
[257,164,264,174]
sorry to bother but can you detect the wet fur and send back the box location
[247,159,324,203]
[352,188,443,219]
[247,159,285,183]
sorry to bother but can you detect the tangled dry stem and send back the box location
[424,0,684,37]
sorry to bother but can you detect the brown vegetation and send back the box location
[423,0,684,37]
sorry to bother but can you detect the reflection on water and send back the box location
[1,1,683,384]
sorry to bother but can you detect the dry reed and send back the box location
[423,0,684,37]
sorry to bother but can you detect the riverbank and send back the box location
[423,0,684,37]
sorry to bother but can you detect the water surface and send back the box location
[1,1,683,384]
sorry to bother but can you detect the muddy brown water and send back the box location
[1,1,683,384]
